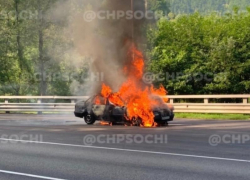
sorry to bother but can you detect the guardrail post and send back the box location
[170,98,174,104]
[71,99,75,104]
[5,99,10,114]
[37,99,42,114]
[204,98,209,104]
[243,98,248,104]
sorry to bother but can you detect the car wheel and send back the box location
[169,114,174,121]
[84,114,96,125]
[131,117,142,126]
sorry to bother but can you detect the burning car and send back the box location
[75,42,174,127]
[74,94,174,127]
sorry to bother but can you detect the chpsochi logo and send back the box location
[209,134,221,146]
[83,135,96,146]
[209,134,250,146]
[142,72,156,84]
[83,11,96,22]
[83,134,168,146]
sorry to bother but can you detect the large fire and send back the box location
[100,42,168,127]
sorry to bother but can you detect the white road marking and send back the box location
[0,169,66,180]
[0,138,250,163]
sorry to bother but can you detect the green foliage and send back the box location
[0,0,88,96]
[1,0,250,96]
[175,113,250,120]
[147,0,171,15]
[147,11,250,94]
[169,0,250,14]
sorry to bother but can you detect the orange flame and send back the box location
[100,121,111,126]
[100,42,168,127]
[94,96,101,105]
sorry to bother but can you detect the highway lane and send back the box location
[0,114,249,180]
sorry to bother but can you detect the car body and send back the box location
[74,94,174,126]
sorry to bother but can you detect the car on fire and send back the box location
[74,94,174,126]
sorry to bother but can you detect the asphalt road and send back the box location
[0,114,249,180]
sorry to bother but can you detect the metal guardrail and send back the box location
[0,95,249,114]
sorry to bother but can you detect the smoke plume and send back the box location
[50,0,146,95]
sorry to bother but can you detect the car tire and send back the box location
[84,114,96,125]
[131,117,142,126]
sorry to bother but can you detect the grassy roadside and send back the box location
[175,113,250,120]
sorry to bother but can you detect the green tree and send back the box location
[147,0,170,15]
[147,11,250,94]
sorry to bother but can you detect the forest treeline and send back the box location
[0,0,249,96]
[147,9,250,94]
[169,0,250,14]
